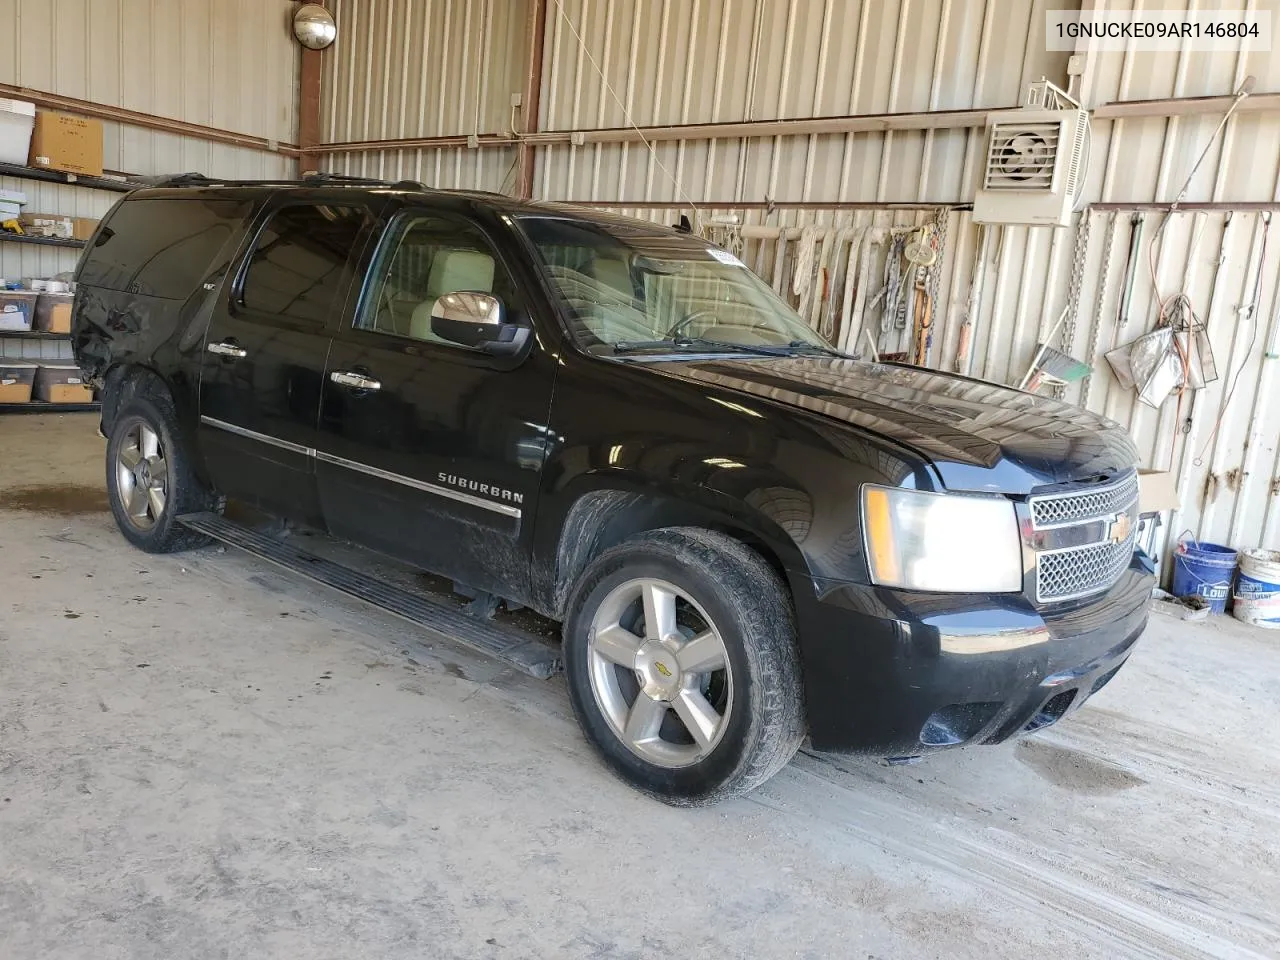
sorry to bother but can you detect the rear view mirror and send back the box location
[430,291,528,356]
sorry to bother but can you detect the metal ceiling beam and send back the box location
[0,83,300,158]
[302,90,1279,158]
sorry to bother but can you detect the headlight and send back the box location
[861,485,1023,593]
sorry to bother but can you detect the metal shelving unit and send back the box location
[0,401,99,414]
[0,233,85,249]
[0,161,114,416]
[0,159,134,193]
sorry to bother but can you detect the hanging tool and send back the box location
[911,270,933,366]
[955,224,991,375]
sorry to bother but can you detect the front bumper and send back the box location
[790,552,1155,755]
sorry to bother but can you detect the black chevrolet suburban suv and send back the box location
[72,180,1154,804]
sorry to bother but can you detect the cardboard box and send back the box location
[0,98,35,166]
[33,364,93,403]
[35,292,73,333]
[28,111,104,177]
[72,216,98,241]
[0,290,38,331]
[0,362,37,403]
[1139,470,1180,513]
[19,213,73,238]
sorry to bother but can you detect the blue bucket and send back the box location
[1172,540,1237,614]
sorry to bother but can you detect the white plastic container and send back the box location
[0,99,36,166]
[1234,549,1280,629]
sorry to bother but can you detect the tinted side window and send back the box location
[357,214,514,344]
[241,204,370,323]
[76,198,250,299]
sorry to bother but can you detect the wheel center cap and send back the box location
[137,462,151,485]
[635,642,682,701]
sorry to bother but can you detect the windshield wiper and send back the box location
[611,336,795,357]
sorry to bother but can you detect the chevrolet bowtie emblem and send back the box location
[1107,511,1133,544]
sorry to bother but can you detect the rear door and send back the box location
[314,201,558,601]
[198,193,381,524]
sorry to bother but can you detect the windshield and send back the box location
[518,215,833,355]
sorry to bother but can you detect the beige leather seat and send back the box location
[409,249,496,342]
[586,257,642,342]
[591,258,631,299]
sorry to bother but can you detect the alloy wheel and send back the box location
[115,421,169,530]
[587,577,734,768]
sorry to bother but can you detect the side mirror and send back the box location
[430,291,528,356]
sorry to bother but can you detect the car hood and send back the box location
[649,356,1138,493]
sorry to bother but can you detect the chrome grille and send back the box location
[1030,472,1140,529]
[1031,471,1140,603]
[1037,529,1138,602]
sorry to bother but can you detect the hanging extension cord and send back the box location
[1148,75,1255,305]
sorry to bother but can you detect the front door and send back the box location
[198,196,378,524]
[315,206,557,603]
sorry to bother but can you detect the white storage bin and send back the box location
[0,99,36,166]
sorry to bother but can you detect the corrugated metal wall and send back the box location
[0,0,299,179]
[1086,0,1280,205]
[320,0,525,189]
[534,0,1069,203]
[318,0,1280,557]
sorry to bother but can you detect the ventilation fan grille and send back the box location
[983,120,1062,192]
[1063,112,1088,198]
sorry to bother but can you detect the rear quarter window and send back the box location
[76,197,251,300]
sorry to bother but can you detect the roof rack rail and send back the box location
[138,171,398,189]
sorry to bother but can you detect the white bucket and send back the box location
[1233,549,1280,629]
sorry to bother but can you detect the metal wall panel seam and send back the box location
[564,0,588,197]
[644,0,673,201]
[436,0,455,185]
[476,0,496,188]
[540,0,565,198]
[700,1,731,203]
[672,0,702,205]
[1227,212,1276,547]
[955,0,997,198]
[800,0,835,203]
[1198,213,1268,537]
[618,0,643,205]
[916,0,953,202]
[454,0,474,186]
[836,0,873,201]
[589,0,617,200]
[875,0,913,203]
[765,0,801,202]
[1209,0,1257,203]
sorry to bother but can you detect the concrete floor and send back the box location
[2,413,1278,960]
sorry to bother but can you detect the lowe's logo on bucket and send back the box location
[1173,540,1238,616]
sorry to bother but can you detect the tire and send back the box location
[562,527,805,805]
[105,391,212,553]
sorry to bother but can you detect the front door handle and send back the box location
[330,370,382,391]
[207,341,248,359]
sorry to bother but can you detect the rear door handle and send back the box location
[330,370,382,391]
[207,341,248,358]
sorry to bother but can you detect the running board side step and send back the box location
[176,512,561,680]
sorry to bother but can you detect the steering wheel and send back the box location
[663,309,716,340]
